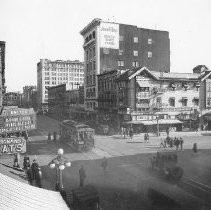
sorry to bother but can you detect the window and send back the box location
[118,60,124,67]
[119,35,124,41]
[133,51,138,56]
[148,51,152,58]
[169,97,175,107]
[103,48,109,54]
[148,38,152,44]
[193,98,199,106]
[134,37,138,43]
[156,97,162,104]
[132,61,139,67]
[93,46,95,57]
[119,50,123,55]
[181,98,188,107]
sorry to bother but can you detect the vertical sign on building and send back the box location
[99,23,119,49]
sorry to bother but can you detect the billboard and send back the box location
[0,137,26,154]
[0,107,36,133]
[100,22,119,49]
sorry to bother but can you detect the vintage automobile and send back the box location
[150,150,183,181]
[60,120,95,152]
[68,185,100,210]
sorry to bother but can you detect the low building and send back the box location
[48,84,85,121]
[3,92,22,107]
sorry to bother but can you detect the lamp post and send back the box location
[156,114,160,136]
[49,148,71,193]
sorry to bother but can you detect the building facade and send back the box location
[97,66,211,132]
[80,19,170,111]
[0,41,6,106]
[48,84,85,121]
[22,86,37,108]
[3,92,22,107]
[37,59,84,111]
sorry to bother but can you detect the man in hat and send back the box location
[79,165,86,187]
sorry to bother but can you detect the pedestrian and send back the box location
[160,138,165,148]
[120,126,124,137]
[31,159,39,180]
[27,167,33,185]
[101,157,108,174]
[129,127,133,140]
[144,133,147,143]
[48,132,51,141]
[123,127,126,139]
[175,138,180,150]
[146,133,149,143]
[193,143,197,153]
[53,131,57,141]
[13,153,20,168]
[79,165,86,187]
[35,167,42,188]
[166,126,170,137]
[23,154,30,170]
[179,137,184,150]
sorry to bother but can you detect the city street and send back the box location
[26,115,211,209]
[1,115,210,209]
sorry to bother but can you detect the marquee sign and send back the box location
[0,137,26,154]
[100,22,119,49]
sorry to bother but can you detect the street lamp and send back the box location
[49,148,71,193]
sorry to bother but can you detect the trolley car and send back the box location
[60,120,94,152]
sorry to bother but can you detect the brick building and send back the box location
[80,19,170,111]
[0,41,6,106]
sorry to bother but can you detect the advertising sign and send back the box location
[100,22,119,49]
[0,137,26,154]
[0,107,36,133]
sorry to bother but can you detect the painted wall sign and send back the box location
[100,23,119,49]
[0,137,26,154]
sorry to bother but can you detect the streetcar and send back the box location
[60,120,95,152]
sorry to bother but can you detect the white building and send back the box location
[37,59,84,110]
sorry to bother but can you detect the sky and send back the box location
[0,0,211,92]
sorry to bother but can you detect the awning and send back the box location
[0,172,69,210]
[136,81,150,87]
[125,119,183,125]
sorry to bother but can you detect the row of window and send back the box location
[44,64,83,68]
[119,36,152,45]
[103,48,152,58]
[86,46,96,61]
[45,69,84,73]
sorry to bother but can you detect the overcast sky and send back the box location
[0,0,211,92]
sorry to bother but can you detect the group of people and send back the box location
[120,126,134,140]
[23,155,42,187]
[160,136,184,150]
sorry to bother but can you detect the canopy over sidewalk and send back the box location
[0,172,69,210]
[125,119,183,125]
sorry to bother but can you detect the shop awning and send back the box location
[0,172,69,210]
[125,119,183,125]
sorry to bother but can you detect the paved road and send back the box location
[22,115,209,209]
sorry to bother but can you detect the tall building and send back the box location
[80,19,170,111]
[37,59,84,110]
[0,41,6,106]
